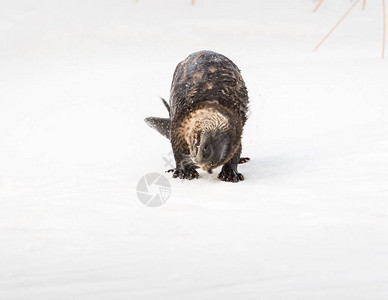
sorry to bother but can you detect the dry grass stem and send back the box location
[314,0,324,12]
[314,0,361,51]
[383,0,386,58]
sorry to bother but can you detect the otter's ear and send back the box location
[144,117,171,139]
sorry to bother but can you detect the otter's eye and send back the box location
[204,145,208,151]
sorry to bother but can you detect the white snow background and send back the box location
[1,0,388,299]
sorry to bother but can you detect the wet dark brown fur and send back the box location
[145,50,250,182]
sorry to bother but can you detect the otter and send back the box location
[145,50,250,182]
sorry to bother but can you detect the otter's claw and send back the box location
[166,168,199,180]
[238,157,250,164]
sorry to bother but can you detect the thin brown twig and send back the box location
[313,0,324,12]
[383,0,386,59]
[362,0,366,10]
[192,0,195,5]
[314,0,361,51]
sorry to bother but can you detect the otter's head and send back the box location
[185,107,238,173]
[192,129,230,173]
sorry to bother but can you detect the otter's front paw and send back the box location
[218,165,244,183]
[166,168,199,180]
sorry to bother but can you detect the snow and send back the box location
[1,0,388,299]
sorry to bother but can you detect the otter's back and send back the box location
[169,51,249,121]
